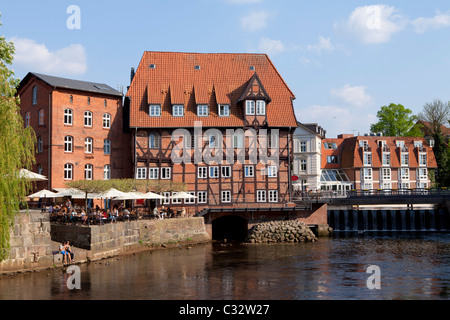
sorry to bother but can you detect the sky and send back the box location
[2,0,450,138]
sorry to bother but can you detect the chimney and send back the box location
[130,67,135,84]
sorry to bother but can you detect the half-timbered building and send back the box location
[125,52,298,214]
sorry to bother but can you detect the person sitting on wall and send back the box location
[153,206,159,219]
[65,241,75,263]
[59,242,71,265]
[160,206,166,219]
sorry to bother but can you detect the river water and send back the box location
[1,232,450,300]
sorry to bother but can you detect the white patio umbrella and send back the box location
[27,189,62,199]
[100,188,128,199]
[113,191,146,200]
[19,169,47,181]
[142,191,165,200]
[169,191,197,199]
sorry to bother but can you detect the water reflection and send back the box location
[1,233,450,300]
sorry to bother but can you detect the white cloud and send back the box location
[241,10,270,31]
[306,36,335,54]
[412,11,450,34]
[330,84,372,107]
[340,5,407,44]
[11,37,87,75]
[257,38,285,56]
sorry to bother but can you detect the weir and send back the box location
[328,209,450,232]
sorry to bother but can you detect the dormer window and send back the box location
[173,105,184,117]
[245,100,255,115]
[149,104,161,117]
[219,104,230,117]
[197,105,208,117]
[256,100,266,115]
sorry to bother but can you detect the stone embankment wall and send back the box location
[246,220,319,243]
[0,211,54,273]
[51,217,211,260]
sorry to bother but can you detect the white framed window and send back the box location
[64,163,73,180]
[198,167,207,179]
[414,141,423,148]
[267,133,279,149]
[149,104,161,117]
[267,166,277,177]
[233,134,243,148]
[85,137,93,153]
[417,182,428,189]
[197,105,208,117]
[418,168,428,180]
[221,166,231,178]
[399,182,410,190]
[197,191,207,203]
[25,112,30,127]
[401,153,409,166]
[208,134,219,148]
[381,182,391,190]
[361,168,372,180]
[64,108,73,125]
[257,190,266,202]
[148,168,159,179]
[219,104,230,116]
[419,153,427,166]
[136,167,147,179]
[173,105,184,117]
[85,164,93,180]
[221,190,231,203]
[172,192,182,204]
[363,152,372,166]
[361,182,373,190]
[64,136,73,152]
[162,192,170,205]
[327,155,339,164]
[382,153,391,166]
[300,159,307,172]
[149,133,160,149]
[399,168,409,180]
[32,86,37,105]
[245,100,255,115]
[429,139,435,147]
[300,141,307,152]
[103,113,111,128]
[161,167,171,179]
[244,165,254,177]
[256,100,266,115]
[185,192,196,204]
[104,139,111,154]
[396,140,405,148]
[209,166,219,178]
[84,111,93,127]
[37,136,43,153]
[268,190,278,202]
[103,165,111,180]
[381,168,391,180]
[38,109,44,125]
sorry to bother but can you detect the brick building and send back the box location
[124,51,298,213]
[18,72,132,192]
[321,134,438,191]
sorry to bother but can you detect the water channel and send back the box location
[1,232,450,300]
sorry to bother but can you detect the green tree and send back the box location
[432,132,450,187]
[0,17,36,261]
[370,103,422,137]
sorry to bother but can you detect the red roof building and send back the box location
[321,134,438,191]
[125,51,298,212]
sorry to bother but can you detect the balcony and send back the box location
[398,146,408,153]
[380,146,390,153]
[360,145,372,152]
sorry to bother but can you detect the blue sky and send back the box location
[2,0,450,137]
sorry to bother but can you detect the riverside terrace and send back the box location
[47,204,194,225]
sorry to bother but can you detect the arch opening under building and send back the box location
[211,215,248,242]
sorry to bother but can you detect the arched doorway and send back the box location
[212,215,248,242]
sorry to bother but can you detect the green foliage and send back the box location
[370,103,422,137]
[0,17,36,261]
[433,132,450,187]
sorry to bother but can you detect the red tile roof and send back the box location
[126,52,297,128]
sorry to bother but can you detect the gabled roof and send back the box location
[19,72,122,97]
[126,51,297,128]
[238,72,271,103]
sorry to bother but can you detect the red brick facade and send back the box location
[18,73,132,192]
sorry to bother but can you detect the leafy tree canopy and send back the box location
[370,103,423,137]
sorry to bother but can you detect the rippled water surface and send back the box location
[1,232,450,300]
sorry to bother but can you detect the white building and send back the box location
[292,123,326,191]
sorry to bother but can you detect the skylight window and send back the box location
[149,64,156,69]
[195,65,201,70]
